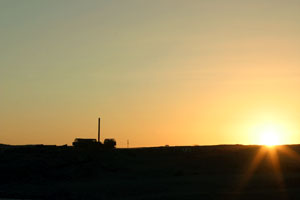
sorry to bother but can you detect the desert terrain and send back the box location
[1,144,300,199]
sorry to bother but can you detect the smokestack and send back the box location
[98,117,101,143]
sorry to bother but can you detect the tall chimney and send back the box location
[98,117,101,143]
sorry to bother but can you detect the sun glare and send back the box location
[248,114,296,147]
[259,126,280,147]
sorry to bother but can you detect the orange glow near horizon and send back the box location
[1,1,300,147]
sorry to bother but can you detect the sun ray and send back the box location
[233,145,295,198]
[268,147,286,198]
[234,146,268,195]
[277,145,300,162]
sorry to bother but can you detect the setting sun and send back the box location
[259,126,281,147]
[245,115,296,147]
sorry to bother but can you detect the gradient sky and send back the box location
[1,0,300,147]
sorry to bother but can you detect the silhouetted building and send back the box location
[72,118,116,149]
[72,138,99,148]
[104,138,116,149]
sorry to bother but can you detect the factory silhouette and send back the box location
[73,117,116,149]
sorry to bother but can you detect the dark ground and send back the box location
[1,144,300,199]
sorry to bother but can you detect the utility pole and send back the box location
[98,117,101,143]
[127,139,129,148]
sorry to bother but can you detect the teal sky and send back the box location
[1,1,300,147]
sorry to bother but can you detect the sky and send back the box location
[1,0,300,147]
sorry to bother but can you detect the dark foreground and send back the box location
[1,144,300,200]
